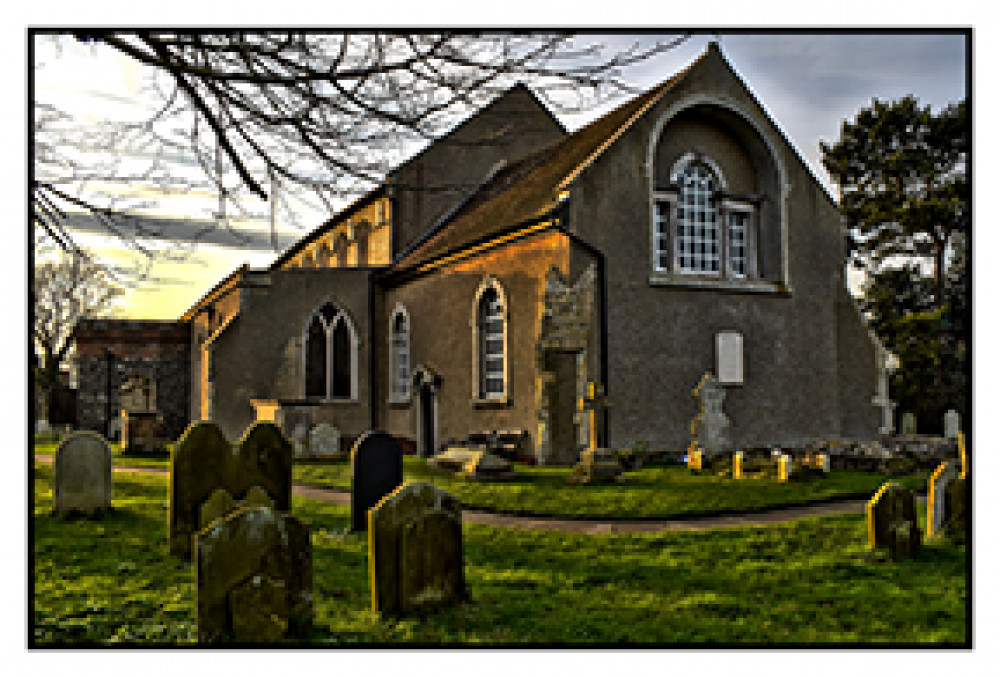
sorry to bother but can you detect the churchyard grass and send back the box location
[294,456,928,520]
[34,435,170,469]
[33,460,965,645]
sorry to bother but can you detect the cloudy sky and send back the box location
[32,30,968,319]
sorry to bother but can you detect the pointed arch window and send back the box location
[389,305,411,402]
[473,280,508,401]
[304,301,357,399]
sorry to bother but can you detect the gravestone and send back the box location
[121,410,165,455]
[350,431,403,532]
[429,446,517,481]
[867,482,921,559]
[943,477,967,542]
[195,506,312,643]
[691,374,730,456]
[53,430,113,516]
[308,423,341,459]
[943,410,960,440]
[368,482,465,616]
[777,454,792,482]
[687,449,703,471]
[900,412,917,436]
[170,421,293,559]
[567,448,622,484]
[926,460,959,538]
[733,451,744,479]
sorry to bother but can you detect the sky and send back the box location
[31,30,969,320]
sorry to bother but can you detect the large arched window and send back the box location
[473,279,507,401]
[389,304,410,402]
[653,153,757,279]
[304,301,357,399]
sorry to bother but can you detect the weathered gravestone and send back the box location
[121,410,166,455]
[733,451,744,479]
[691,373,730,456]
[926,460,959,538]
[350,431,404,532]
[170,421,292,559]
[567,447,622,484]
[943,477,967,542]
[943,409,961,440]
[368,482,466,616]
[195,506,312,643]
[429,446,517,481]
[308,423,341,459]
[900,412,917,436]
[54,431,113,516]
[867,482,921,560]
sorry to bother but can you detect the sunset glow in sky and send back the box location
[33,31,968,320]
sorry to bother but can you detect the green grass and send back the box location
[32,461,967,646]
[34,435,927,519]
[293,455,928,520]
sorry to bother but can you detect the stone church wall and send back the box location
[74,320,190,440]
[378,230,575,457]
[390,85,566,257]
[567,47,877,451]
[207,268,374,441]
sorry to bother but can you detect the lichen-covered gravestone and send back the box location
[350,431,403,532]
[867,482,921,559]
[368,482,466,616]
[308,423,341,459]
[195,506,312,643]
[170,421,292,558]
[54,431,113,516]
[943,477,967,542]
[691,373,730,456]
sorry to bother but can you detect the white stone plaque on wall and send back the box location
[716,331,744,385]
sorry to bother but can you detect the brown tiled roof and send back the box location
[391,51,707,271]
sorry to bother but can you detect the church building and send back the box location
[74,43,884,462]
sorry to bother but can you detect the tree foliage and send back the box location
[821,95,967,306]
[32,255,123,416]
[823,95,969,432]
[34,32,691,256]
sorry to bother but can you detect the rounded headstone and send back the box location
[350,431,403,532]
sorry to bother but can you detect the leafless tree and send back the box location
[33,254,124,417]
[33,32,691,256]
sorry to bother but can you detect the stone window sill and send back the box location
[387,398,412,409]
[648,274,791,295]
[282,397,360,406]
[473,396,511,409]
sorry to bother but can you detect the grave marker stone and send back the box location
[733,451,744,479]
[867,482,921,559]
[691,374,730,456]
[687,449,703,471]
[943,477,967,542]
[308,423,341,458]
[580,382,608,452]
[368,482,465,616]
[170,421,292,559]
[926,460,959,538]
[900,412,917,436]
[777,454,792,482]
[567,448,622,484]
[53,431,113,516]
[943,410,960,440]
[195,506,312,643]
[350,431,403,532]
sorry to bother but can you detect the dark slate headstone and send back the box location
[867,482,921,559]
[195,506,312,643]
[350,430,404,532]
[368,482,465,616]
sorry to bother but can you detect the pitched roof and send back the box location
[390,48,709,271]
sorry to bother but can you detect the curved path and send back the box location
[34,455,886,533]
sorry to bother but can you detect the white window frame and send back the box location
[302,302,360,401]
[651,153,759,281]
[471,277,509,403]
[388,303,411,404]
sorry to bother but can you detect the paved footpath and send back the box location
[34,454,889,534]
